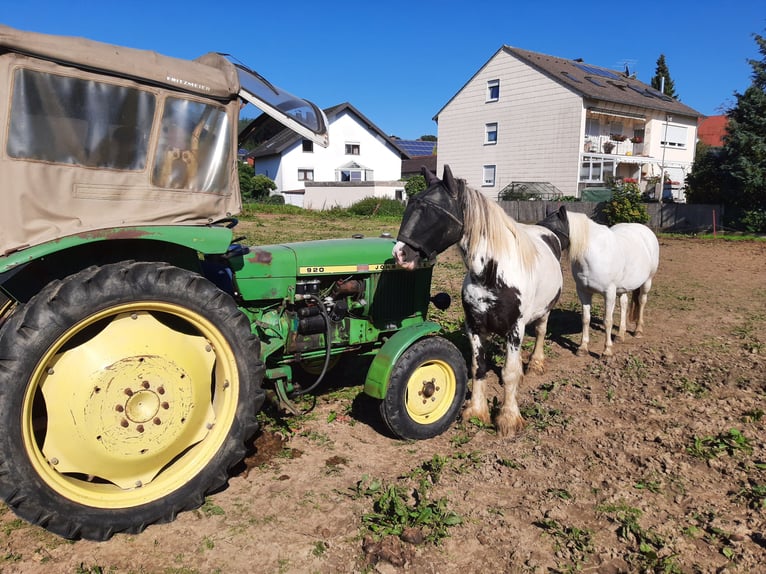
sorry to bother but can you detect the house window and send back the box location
[486,79,500,102]
[482,165,496,186]
[580,156,615,183]
[585,117,600,137]
[485,123,498,145]
[298,169,314,181]
[340,169,362,182]
[345,142,360,155]
[661,124,687,148]
[302,140,313,152]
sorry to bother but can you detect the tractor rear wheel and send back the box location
[0,261,264,540]
[380,336,467,440]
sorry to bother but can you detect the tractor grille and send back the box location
[369,267,433,327]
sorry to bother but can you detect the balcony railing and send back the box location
[583,135,645,156]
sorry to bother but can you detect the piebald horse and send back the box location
[543,207,660,357]
[393,166,569,436]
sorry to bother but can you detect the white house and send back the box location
[248,102,408,208]
[434,46,701,202]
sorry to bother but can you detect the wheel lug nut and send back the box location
[153,417,161,425]
[136,425,144,433]
[115,405,124,412]
[161,402,169,410]
[124,388,134,396]
[142,381,150,389]
[120,419,129,428]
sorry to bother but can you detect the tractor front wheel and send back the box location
[380,337,467,440]
[0,262,264,540]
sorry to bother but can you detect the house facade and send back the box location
[248,102,407,208]
[434,46,701,202]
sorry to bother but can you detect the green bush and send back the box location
[741,209,766,233]
[347,197,406,217]
[262,194,285,205]
[404,175,427,198]
[603,182,649,225]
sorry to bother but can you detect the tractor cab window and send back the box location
[151,97,231,192]
[7,68,155,170]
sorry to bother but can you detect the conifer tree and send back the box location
[719,32,766,213]
[650,54,678,99]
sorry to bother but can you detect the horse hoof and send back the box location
[495,415,525,437]
[634,331,644,339]
[462,405,490,426]
[576,347,589,357]
[527,360,545,375]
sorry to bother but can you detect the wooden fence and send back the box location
[498,201,723,233]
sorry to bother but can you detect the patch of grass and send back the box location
[353,473,462,545]
[735,482,766,510]
[198,498,225,517]
[686,428,753,459]
[520,402,569,430]
[536,518,594,572]
[633,478,662,494]
[597,502,681,573]
[741,408,764,423]
[311,540,328,557]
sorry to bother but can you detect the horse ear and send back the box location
[557,205,568,221]
[442,164,458,196]
[421,166,439,185]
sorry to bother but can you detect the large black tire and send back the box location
[0,262,264,540]
[380,336,467,440]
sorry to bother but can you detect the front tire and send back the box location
[380,337,467,440]
[0,262,264,540]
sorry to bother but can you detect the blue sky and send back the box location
[3,1,763,139]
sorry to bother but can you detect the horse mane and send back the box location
[566,211,592,262]
[460,182,538,271]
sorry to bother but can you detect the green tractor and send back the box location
[0,25,467,540]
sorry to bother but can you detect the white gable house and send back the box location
[248,102,407,208]
[435,47,701,202]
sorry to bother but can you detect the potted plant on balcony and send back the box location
[630,136,643,144]
[603,141,615,154]
[610,133,627,142]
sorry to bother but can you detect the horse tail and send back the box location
[629,288,641,323]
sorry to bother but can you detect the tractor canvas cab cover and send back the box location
[0,24,328,257]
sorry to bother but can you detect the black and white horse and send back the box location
[394,166,568,436]
[561,209,660,357]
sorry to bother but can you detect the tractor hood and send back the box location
[234,237,402,301]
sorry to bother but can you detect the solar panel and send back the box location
[574,63,620,80]
[396,140,436,156]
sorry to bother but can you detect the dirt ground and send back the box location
[0,236,764,574]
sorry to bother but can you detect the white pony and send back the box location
[564,210,660,357]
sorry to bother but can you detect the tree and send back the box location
[685,141,726,204]
[404,174,426,198]
[419,135,437,141]
[650,54,678,99]
[238,162,276,201]
[718,31,766,213]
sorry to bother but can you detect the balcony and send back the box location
[583,135,645,157]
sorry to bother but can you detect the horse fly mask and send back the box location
[397,166,465,261]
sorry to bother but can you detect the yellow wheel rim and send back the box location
[21,302,240,509]
[404,359,457,425]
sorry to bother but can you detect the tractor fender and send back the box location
[363,321,443,400]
